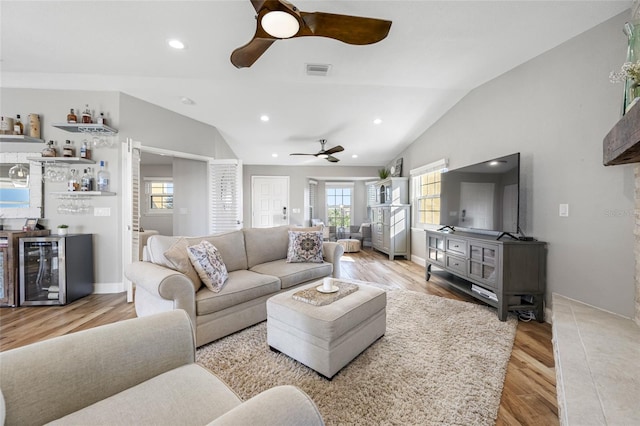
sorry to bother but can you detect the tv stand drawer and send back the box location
[445,254,467,275]
[446,237,467,256]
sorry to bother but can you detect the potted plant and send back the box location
[57,224,69,236]
[378,168,390,179]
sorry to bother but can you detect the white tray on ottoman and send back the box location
[266,279,386,379]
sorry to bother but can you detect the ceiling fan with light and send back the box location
[290,139,344,162]
[230,0,392,68]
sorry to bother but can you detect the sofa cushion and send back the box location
[198,230,248,272]
[47,364,242,425]
[147,231,248,273]
[163,237,203,292]
[196,270,281,316]
[250,259,332,289]
[287,230,324,263]
[243,226,291,268]
[187,241,229,293]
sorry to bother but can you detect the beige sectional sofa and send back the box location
[125,225,344,347]
[0,310,324,425]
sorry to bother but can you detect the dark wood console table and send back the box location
[0,229,50,307]
[425,230,547,322]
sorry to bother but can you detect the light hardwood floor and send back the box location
[0,248,558,425]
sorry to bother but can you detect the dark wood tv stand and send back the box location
[425,230,546,322]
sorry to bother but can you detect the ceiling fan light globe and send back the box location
[317,153,329,159]
[262,11,300,38]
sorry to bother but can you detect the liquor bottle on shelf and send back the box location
[67,109,77,124]
[97,112,107,126]
[81,105,92,124]
[97,160,110,192]
[29,114,40,138]
[63,140,75,157]
[80,140,91,160]
[1,116,13,135]
[80,169,93,191]
[67,169,79,192]
[42,140,57,157]
[13,114,23,135]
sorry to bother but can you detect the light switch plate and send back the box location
[559,204,569,217]
[94,207,111,217]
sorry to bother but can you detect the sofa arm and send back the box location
[208,385,324,426]
[125,261,197,326]
[322,241,344,279]
[0,311,195,426]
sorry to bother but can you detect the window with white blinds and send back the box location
[308,180,317,221]
[209,159,243,233]
[131,146,141,262]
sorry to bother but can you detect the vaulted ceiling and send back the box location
[1,1,631,166]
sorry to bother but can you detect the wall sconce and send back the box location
[9,163,30,188]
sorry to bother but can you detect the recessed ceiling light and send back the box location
[352,154,358,158]
[373,118,382,125]
[180,96,195,105]
[168,39,185,49]
[260,115,270,122]
[272,153,278,158]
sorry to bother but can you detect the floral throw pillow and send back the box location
[287,230,323,263]
[187,240,229,292]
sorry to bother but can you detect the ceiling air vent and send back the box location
[306,63,332,77]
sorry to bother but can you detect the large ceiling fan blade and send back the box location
[230,36,276,68]
[326,156,340,163]
[299,12,391,45]
[250,0,267,13]
[323,145,344,156]
[290,153,316,156]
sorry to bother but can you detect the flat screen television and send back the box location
[438,153,520,237]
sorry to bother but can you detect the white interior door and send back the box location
[252,176,289,228]
[121,138,141,303]
[459,182,494,229]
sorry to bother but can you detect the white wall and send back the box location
[242,165,379,227]
[1,88,122,288]
[397,11,635,318]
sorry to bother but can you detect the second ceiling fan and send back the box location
[290,139,344,162]
[231,0,392,68]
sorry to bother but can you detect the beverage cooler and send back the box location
[19,234,93,306]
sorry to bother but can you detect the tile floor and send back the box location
[552,294,640,426]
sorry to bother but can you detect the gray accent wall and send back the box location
[398,11,635,318]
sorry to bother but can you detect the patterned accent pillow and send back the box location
[287,230,324,263]
[187,240,229,292]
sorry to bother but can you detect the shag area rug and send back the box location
[196,290,517,425]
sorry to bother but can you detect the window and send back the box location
[326,184,353,228]
[411,159,447,228]
[145,178,173,213]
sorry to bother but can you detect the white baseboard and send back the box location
[93,282,125,294]
[411,255,426,267]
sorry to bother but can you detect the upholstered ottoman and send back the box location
[337,238,361,253]
[266,280,386,379]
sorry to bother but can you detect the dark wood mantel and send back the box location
[603,103,640,165]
